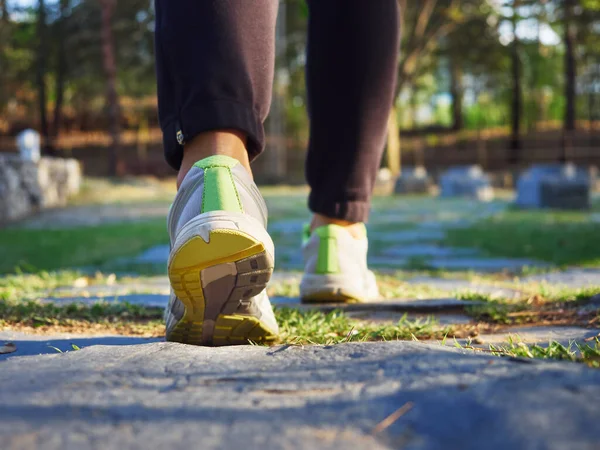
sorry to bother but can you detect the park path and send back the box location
[1,341,599,449]
[5,195,600,352]
[2,194,600,449]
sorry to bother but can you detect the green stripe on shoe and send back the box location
[195,156,243,214]
[194,155,240,169]
[315,225,341,274]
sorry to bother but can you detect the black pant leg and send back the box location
[305,0,400,223]
[155,0,278,170]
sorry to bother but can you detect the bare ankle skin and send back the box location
[177,130,252,189]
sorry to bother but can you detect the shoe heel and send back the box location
[167,227,274,346]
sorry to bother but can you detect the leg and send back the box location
[305,0,400,225]
[156,0,280,346]
[155,0,278,186]
[300,0,400,303]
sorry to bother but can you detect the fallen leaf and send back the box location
[0,343,17,355]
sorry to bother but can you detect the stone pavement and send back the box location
[12,278,598,352]
[1,341,599,449]
[105,196,553,273]
[3,193,600,449]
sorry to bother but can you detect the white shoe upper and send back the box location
[300,224,380,302]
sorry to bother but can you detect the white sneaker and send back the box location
[164,155,278,346]
[300,224,380,303]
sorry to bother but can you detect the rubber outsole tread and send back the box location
[166,229,277,346]
[301,288,364,304]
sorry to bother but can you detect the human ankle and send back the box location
[177,130,252,188]
[310,214,366,239]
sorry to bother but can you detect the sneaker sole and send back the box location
[167,216,276,346]
[299,274,374,304]
[301,289,363,304]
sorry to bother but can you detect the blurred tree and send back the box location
[509,0,523,164]
[0,0,9,115]
[563,0,577,158]
[98,0,122,176]
[443,1,505,132]
[387,0,468,174]
[52,0,70,141]
[37,0,53,153]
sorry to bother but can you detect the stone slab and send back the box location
[369,229,446,243]
[367,256,410,268]
[271,297,483,313]
[516,164,591,210]
[427,257,548,272]
[406,277,524,300]
[439,165,494,201]
[38,290,479,316]
[0,341,599,449]
[49,276,171,297]
[268,219,305,234]
[418,219,475,230]
[345,311,473,326]
[521,269,600,287]
[382,244,479,259]
[474,326,600,347]
[368,255,548,272]
[0,331,161,360]
[133,245,170,265]
[394,166,433,195]
[21,203,171,229]
[40,294,170,308]
[0,155,81,224]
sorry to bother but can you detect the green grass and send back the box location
[70,177,176,206]
[277,308,452,344]
[0,270,86,301]
[0,298,163,327]
[445,209,600,266]
[488,337,600,368]
[0,292,453,343]
[0,219,169,274]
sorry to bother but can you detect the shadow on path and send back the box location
[0,333,163,361]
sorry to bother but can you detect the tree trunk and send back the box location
[100,0,122,176]
[562,0,576,161]
[509,2,522,165]
[450,58,464,131]
[53,0,69,148]
[37,0,53,155]
[0,0,8,21]
[386,106,401,176]
[590,89,596,148]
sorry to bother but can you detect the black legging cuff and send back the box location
[163,100,264,170]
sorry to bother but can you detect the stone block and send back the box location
[589,166,600,192]
[439,165,494,201]
[373,167,395,195]
[16,129,41,162]
[394,166,433,195]
[0,154,82,223]
[516,163,591,210]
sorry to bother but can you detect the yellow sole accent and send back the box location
[167,229,270,345]
[212,314,277,347]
